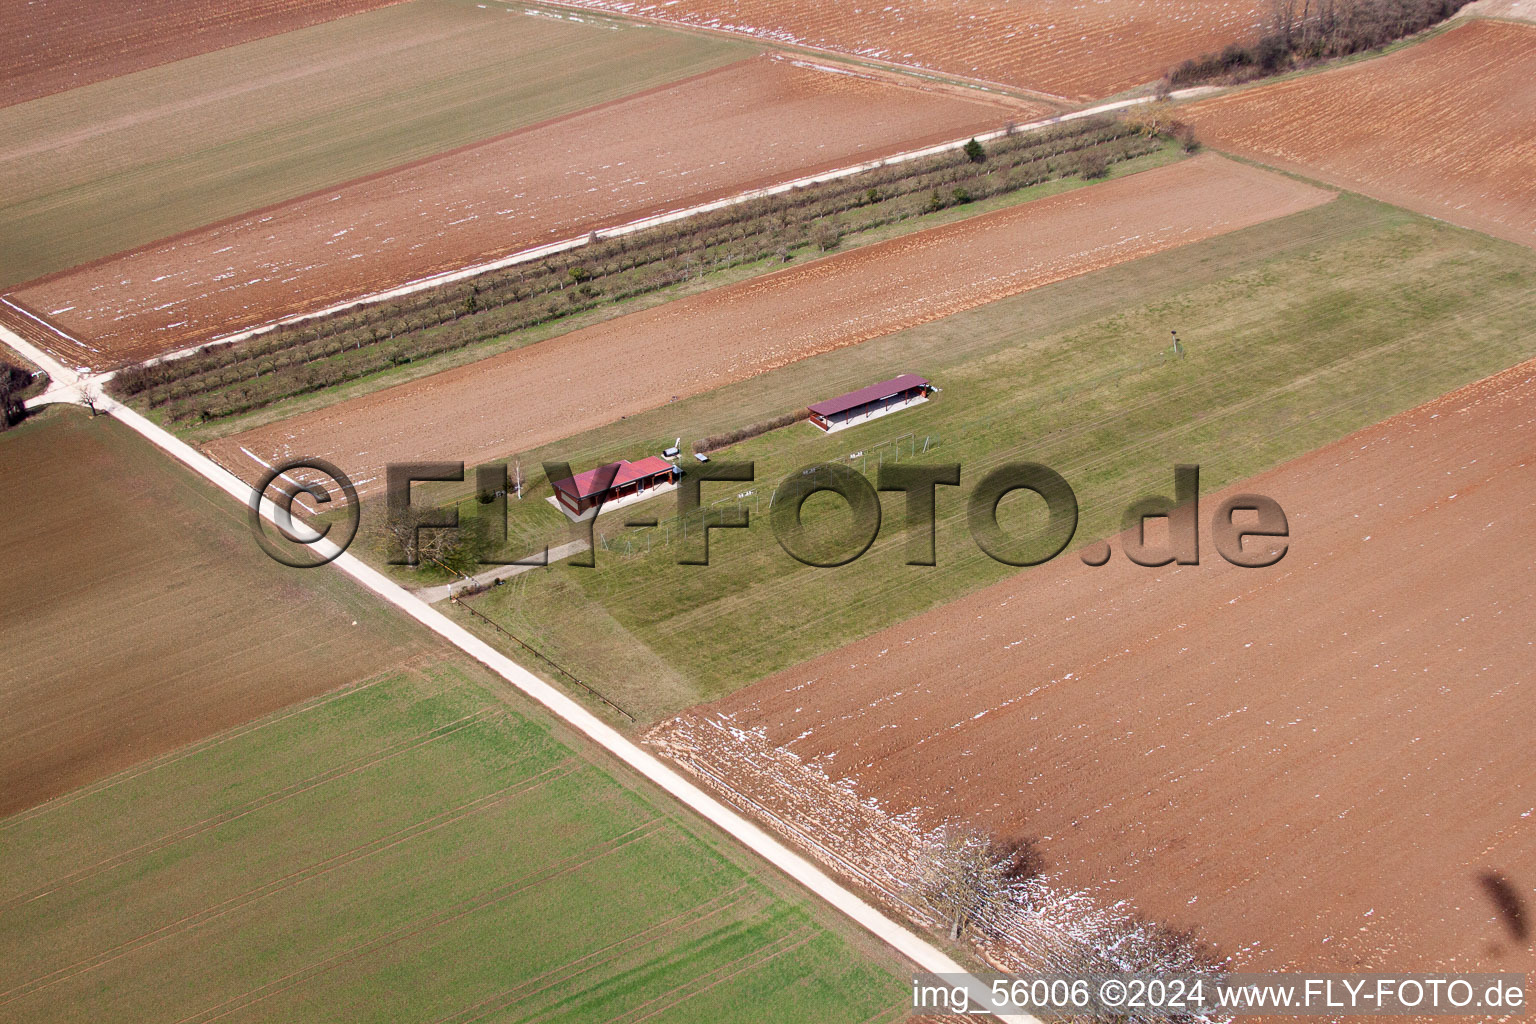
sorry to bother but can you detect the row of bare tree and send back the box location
[1170,0,1471,83]
[1273,0,1470,52]
[916,826,1218,985]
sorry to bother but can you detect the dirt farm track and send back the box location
[663,358,1536,976]
[1186,18,1536,249]
[546,0,1268,100]
[0,0,403,108]
[209,156,1332,496]
[4,56,1025,368]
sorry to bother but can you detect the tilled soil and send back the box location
[0,409,423,818]
[542,0,1269,100]
[208,156,1332,496]
[0,0,404,108]
[669,358,1536,975]
[8,56,1024,367]
[1185,19,1536,250]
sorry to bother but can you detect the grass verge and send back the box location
[366,195,1536,722]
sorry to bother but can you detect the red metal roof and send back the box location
[808,374,930,417]
[553,456,676,500]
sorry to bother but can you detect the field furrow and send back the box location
[544,0,1269,99]
[663,356,1536,975]
[1185,18,1536,249]
[9,55,1024,366]
[208,155,1332,499]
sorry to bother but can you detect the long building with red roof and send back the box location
[807,374,931,432]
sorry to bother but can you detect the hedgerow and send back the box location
[1168,0,1473,86]
[113,118,1160,424]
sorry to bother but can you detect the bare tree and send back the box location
[384,517,421,565]
[1272,0,1301,42]
[385,512,485,577]
[917,826,1041,940]
[386,518,453,567]
[1298,0,1316,48]
[78,377,103,417]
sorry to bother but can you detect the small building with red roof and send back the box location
[551,456,680,517]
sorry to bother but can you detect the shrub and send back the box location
[112,364,151,395]
[1076,149,1109,179]
[963,137,986,163]
[109,118,1146,424]
[1123,100,1179,137]
[1169,0,1473,85]
[812,222,843,251]
[0,362,30,429]
[1255,32,1290,71]
[694,408,809,454]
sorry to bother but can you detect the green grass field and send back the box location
[399,194,1536,722]
[0,662,910,1023]
[153,132,1182,442]
[0,406,433,816]
[0,0,750,287]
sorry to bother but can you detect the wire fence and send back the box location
[547,336,1188,569]
[593,431,942,559]
[452,597,635,722]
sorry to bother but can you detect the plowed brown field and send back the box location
[1462,0,1536,20]
[1185,18,1536,248]
[0,0,403,108]
[670,358,1536,974]
[543,0,1268,99]
[207,156,1332,495]
[7,56,1024,369]
[0,408,426,817]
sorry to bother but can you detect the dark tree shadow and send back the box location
[1479,871,1528,941]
